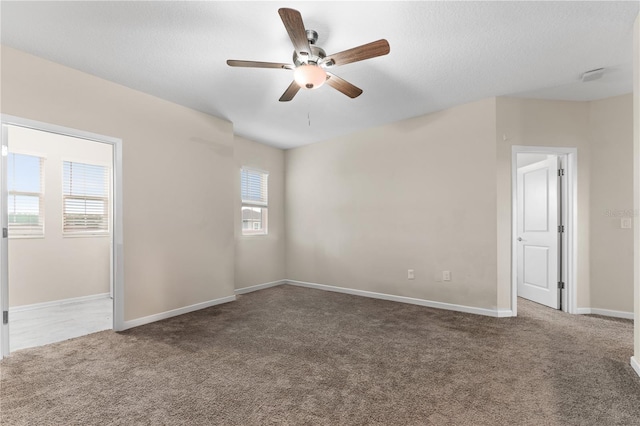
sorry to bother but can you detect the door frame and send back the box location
[0,115,125,359]
[511,145,577,316]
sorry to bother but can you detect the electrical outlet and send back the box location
[408,269,415,280]
[442,271,451,282]
[621,218,632,229]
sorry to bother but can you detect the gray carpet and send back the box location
[1,284,639,425]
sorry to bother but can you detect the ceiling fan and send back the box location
[227,8,390,102]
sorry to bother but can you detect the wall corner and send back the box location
[495,97,513,312]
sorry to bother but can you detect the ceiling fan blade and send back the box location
[326,73,363,98]
[278,8,311,57]
[325,39,390,67]
[227,60,293,70]
[279,81,301,102]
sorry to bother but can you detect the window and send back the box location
[241,168,268,235]
[7,153,45,237]
[63,161,110,234]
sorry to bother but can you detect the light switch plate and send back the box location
[621,218,632,229]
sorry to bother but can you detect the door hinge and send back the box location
[558,281,565,290]
[558,225,565,233]
[2,228,6,238]
[2,311,7,325]
[558,169,565,176]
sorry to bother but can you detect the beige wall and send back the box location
[8,126,112,307]
[286,98,501,310]
[497,96,635,314]
[234,136,285,289]
[496,98,592,310]
[589,94,634,313]
[286,95,632,315]
[1,46,236,321]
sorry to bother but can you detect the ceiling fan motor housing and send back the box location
[293,36,326,67]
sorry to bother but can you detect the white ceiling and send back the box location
[1,1,638,149]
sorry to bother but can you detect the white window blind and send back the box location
[7,153,45,237]
[63,161,110,234]
[241,168,268,235]
[241,168,268,207]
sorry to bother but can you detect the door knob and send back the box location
[517,237,524,242]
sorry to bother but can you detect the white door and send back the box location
[517,156,560,309]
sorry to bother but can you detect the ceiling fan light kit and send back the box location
[227,8,390,101]
[294,64,326,89]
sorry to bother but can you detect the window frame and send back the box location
[240,167,268,236]
[7,152,45,239]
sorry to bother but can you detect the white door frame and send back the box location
[0,115,125,359]
[511,145,577,316]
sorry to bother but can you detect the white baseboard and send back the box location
[235,280,286,295]
[285,280,511,318]
[575,307,634,320]
[9,292,111,313]
[631,357,640,378]
[590,308,634,320]
[122,295,236,330]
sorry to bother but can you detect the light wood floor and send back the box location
[9,297,112,352]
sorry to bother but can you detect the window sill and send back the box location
[8,235,45,240]
[63,233,110,238]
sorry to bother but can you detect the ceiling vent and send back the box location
[581,68,605,82]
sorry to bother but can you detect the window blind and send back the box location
[7,153,45,236]
[241,168,268,235]
[241,168,268,207]
[63,161,109,233]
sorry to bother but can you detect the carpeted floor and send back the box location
[1,285,639,425]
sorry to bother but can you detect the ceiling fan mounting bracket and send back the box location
[306,29,319,45]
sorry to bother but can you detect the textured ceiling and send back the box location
[1,1,638,149]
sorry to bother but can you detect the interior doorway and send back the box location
[0,115,124,358]
[511,146,577,315]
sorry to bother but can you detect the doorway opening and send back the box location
[0,116,124,358]
[511,146,577,316]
